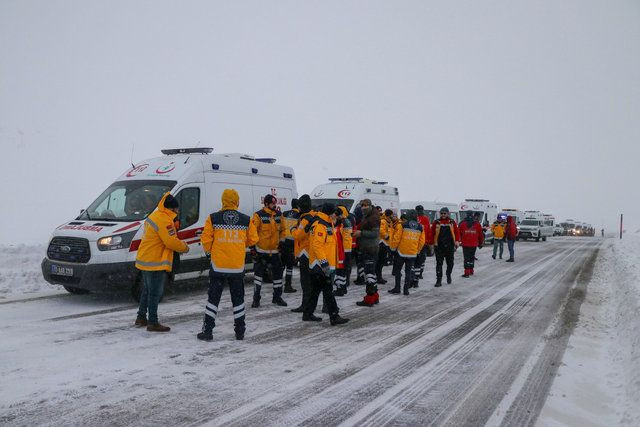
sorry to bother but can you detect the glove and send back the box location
[319,259,330,277]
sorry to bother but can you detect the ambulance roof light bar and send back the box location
[161,148,213,155]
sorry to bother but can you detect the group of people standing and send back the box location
[132,190,520,340]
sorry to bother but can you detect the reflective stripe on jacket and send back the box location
[390,219,425,258]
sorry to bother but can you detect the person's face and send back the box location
[440,212,449,220]
[361,202,371,213]
[267,200,277,210]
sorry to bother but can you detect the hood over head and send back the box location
[221,189,239,210]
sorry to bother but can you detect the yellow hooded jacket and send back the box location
[309,211,337,271]
[491,221,506,239]
[338,206,353,253]
[201,189,259,274]
[251,207,285,254]
[390,219,425,258]
[292,211,316,258]
[135,192,189,272]
[282,208,300,241]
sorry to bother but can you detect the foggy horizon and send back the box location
[2,0,639,244]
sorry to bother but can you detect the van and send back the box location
[310,178,400,213]
[459,199,499,242]
[401,201,459,223]
[41,148,298,299]
[501,208,525,225]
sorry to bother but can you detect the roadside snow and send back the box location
[539,236,640,426]
[0,244,59,297]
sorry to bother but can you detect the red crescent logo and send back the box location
[126,164,149,177]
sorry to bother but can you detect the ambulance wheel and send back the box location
[535,235,540,242]
[63,286,90,295]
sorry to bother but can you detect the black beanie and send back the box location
[164,194,179,210]
[264,194,276,205]
[291,198,299,209]
[321,203,335,216]
[298,194,311,212]
[384,209,393,217]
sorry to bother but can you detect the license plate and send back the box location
[51,265,73,276]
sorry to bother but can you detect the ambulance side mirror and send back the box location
[80,209,85,214]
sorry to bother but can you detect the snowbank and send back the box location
[0,244,57,296]
[540,236,640,426]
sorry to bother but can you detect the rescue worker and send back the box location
[281,198,300,293]
[333,206,352,296]
[305,203,349,324]
[197,189,259,341]
[430,207,460,287]
[413,205,431,287]
[134,193,189,332]
[290,195,316,313]
[388,210,425,295]
[491,214,507,260]
[251,194,287,308]
[343,207,356,288]
[376,209,394,284]
[352,204,365,286]
[505,215,518,262]
[355,199,381,307]
[460,211,484,277]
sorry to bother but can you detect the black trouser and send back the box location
[202,270,245,334]
[298,255,312,310]
[414,247,427,282]
[354,248,365,284]
[435,246,455,280]
[305,269,339,317]
[376,243,389,279]
[362,247,379,295]
[281,239,295,287]
[344,252,352,287]
[463,247,477,270]
[253,253,283,301]
[392,256,415,290]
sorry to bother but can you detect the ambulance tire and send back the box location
[63,285,90,295]
[535,235,540,242]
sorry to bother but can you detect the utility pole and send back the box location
[620,214,623,239]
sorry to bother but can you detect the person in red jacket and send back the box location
[459,211,484,277]
[505,215,518,262]
[412,205,431,287]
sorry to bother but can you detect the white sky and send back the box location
[1,0,639,244]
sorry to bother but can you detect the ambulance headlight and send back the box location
[97,231,137,251]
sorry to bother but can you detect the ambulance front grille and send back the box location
[47,237,91,263]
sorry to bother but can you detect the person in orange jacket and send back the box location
[197,189,259,341]
[389,210,425,295]
[333,205,352,296]
[281,198,300,293]
[412,205,432,287]
[251,194,287,308]
[459,211,484,277]
[135,193,189,332]
[290,195,316,313]
[305,203,349,325]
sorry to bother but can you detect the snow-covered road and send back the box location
[0,238,601,426]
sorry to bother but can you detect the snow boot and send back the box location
[321,304,328,314]
[462,269,470,278]
[470,268,474,275]
[135,316,147,327]
[357,294,377,307]
[506,258,514,263]
[446,274,452,285]
[290,305,304,313]
[388,286,401,294]
[302,313,322,322]
[251,297,260,308]
[147,323,170,332]
[435,278,442,287]
[403,284,410,296]
[272,296,288,307]
[283,276,297,293]
[373,291,380,304]
[330,314,350,326]
[234,327,245,341]
[492,254,496,259]
[333,288,346,297]
[376,277,387,285]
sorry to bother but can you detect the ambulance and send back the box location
[459,199,500,242]
[41,148,298,299]
[310,178,400,214]
[400,201,459,223]
[501,208,525,225]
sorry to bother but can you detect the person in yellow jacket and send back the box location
[135,193,189,332]
[304,203,349,325]
[333,205,353,296]
[196,189,259,341]
[375,209,394,284]
[251,194,287,308]
[388,210,425,295]
[290,195,316,313]
[280,198,300,293]
[491,214,507,260]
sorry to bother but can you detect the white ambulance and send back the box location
[501,208,525,225]
[310,178,400,214]
[459,199,500,242]
[400,201,459,223]
[41,148,298,299]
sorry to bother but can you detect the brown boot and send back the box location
[134,316,148,327]
[147,323,170,332]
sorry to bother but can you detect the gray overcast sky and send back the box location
[1,0,639,244]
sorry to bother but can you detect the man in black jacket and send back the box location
[355,199,381,307]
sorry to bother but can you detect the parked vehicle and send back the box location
[554,224,564,236]
[310,177,400,213]
[42,148,298,299]
[401,201,459,223]
[518,211,554,242]
[501,208,525,225]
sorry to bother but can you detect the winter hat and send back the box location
[321,203,336,216]
[264,194,276,205]
[291,198,299,209]
[163,194,179,210]
[439,207,450,214]
[384,209,393,217]
[298,194,311,213]
[415,205,424,214]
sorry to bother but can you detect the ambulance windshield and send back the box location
[311,198,354,212]
[79,180,177,222]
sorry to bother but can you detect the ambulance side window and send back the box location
[175,188,200,230]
